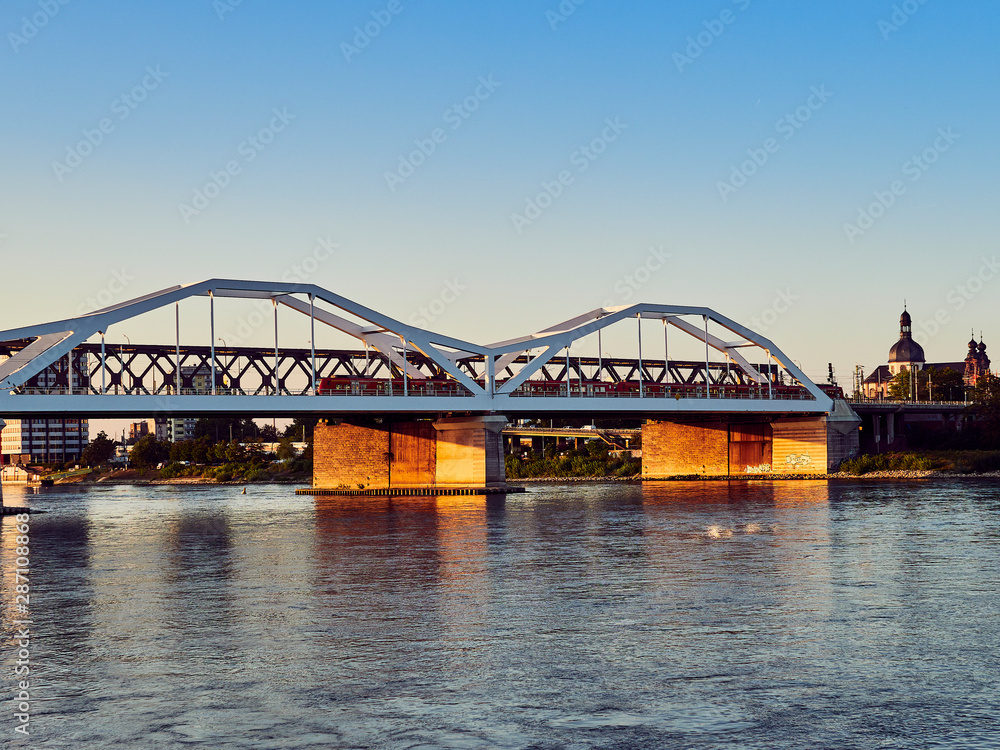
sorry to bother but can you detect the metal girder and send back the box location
[0,279,833,415]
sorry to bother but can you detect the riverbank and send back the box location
[47,467,311,486]
[42,469,1000,487]
[515,469,1000,481]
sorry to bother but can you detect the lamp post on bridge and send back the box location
[218,338,228,393]
[120,335,131,394]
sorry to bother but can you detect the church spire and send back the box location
[899,306,912,338]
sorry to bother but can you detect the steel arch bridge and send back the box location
[0,279,833,418]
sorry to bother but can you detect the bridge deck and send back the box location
[0,392,827,418]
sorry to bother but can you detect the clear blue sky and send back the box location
[2,0,998,393]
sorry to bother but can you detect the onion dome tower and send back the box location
[964,333,980,385]
[887,307,925,375]
[964,335,991,386]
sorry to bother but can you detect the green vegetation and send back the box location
[130,434,171,468]
[883,373,1000,451]
[886,365,965,401]
[158,458,302,483]
[967,372,1000,449]
[79,431,116,467]
[839,453,939,475]
[505,440,640,479]
[932,450,1000,474]
[839,449,1000,475]
[115,418,314,482]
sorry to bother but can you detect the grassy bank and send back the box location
[839,450,1000,476]
[157,460,311,483]
[505,451,641,479]
[48,461,311,485]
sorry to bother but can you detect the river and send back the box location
[2,480,998,749]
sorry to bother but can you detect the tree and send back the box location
[283,417,318,441]
[193,417,257,442]
[927,366,965,401]
[223,440,248,463]
[80,431,116,467]
[276,438,297,461]
[130,435,170,468]
[887,366,966,401]
[258,423,280,441]
[969,372,1000,449]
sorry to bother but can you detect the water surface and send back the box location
[2,480,999,748]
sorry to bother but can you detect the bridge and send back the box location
[1,279,850,490]
[0,279,831,417]
[503,425,642,452]
[847,399,968,453]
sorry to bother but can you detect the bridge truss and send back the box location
[0,279,832,417]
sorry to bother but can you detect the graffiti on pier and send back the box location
[784,453,813,467]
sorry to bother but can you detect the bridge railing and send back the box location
[10,381,815,400]
[847,398,969,407]
[9,382,479,398]
[508,383,814,400]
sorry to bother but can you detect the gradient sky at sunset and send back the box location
[2,0,999,390]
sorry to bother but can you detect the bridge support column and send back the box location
[313,421,391,490]
[642,420,729,477]
[770,403,860,473]
[432,416,507,487]
[641,402,860,477]
[312,416,508,491]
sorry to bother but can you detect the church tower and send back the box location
[887,307,925,375]
[965,334,990,386]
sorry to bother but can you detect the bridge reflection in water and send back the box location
[4,481,996,747]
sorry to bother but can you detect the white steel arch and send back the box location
[0,279,833,417]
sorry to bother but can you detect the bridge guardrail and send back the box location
[847,398,968,407]
[10,383,815,401]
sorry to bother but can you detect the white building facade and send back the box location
[2,418,90,464]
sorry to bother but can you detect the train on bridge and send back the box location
[315,375,818,401]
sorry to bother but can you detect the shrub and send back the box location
[946,451,1000,474]
[839,453,936,475]
[244,468,268,483]
[159,462,190,479]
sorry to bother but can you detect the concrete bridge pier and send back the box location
[310,415,509,493]
[641,401,861,477]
